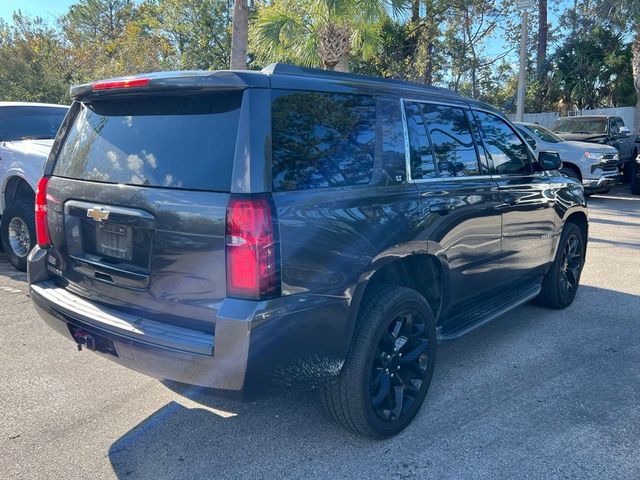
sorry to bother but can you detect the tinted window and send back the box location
[0,106,68,141]
[271,91,375,191]
[404,102,436,179]
[53,93,242,191]
[474,111,531,175]
[420,104,479,177]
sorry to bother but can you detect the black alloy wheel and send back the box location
[536,222,585,309]
[369,308,430,422]
[558,233,582,304]
[320,285,437,438]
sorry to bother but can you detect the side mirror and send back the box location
[620,126,631,137]
[538,151,562,171]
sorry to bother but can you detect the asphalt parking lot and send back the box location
[1,186,639,480]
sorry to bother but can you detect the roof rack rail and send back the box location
[261,63,458,97]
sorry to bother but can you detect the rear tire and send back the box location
[535,223,585,309]
[320,285,437,438]
[1,199,36,272]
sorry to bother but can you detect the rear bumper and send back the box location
[28,247,350,395]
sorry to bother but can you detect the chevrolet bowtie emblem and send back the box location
[86,207,110,222]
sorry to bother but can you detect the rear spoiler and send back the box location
[70,70,270,101]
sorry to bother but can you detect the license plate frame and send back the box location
[96,221,133,261]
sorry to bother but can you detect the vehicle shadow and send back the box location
[108,285,640,480]
[0,254,27,282]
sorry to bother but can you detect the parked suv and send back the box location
[551,115,637,179]
[0,102,68,270]
[515,122,619,194]
[29,65,588,438]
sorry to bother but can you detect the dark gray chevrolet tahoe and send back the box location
[28,64,588,438]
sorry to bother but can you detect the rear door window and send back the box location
[53,93,242,191]
[271,90,376,191]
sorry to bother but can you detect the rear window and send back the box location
[0,106,68,141]
[53,93,242,191]
[271,90,376,191]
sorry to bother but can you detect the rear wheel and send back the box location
[320,285,437,438]
[1,199,36,271]
[536,223,585,309]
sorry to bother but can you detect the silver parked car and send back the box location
[515,122,619,194]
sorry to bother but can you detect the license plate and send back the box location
[96,222,132,260]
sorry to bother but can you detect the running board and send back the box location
[436,282,542,342]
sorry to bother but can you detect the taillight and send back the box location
[91,78,150,90]
[35,176,51,248]
[226,196,280,300]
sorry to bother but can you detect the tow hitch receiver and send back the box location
[69,326,118,357]
[72,329,95,351]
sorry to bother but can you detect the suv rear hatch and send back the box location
[43,86,245,337]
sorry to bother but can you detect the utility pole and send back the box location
[516,0,533,122]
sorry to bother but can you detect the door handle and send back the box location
[428,203,453,215]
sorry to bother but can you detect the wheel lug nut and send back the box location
[390,373,394,378]
[385,368,389,373]
[397,365,400,370]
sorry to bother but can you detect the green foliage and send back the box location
[251,0,409,71]
[143,0,233,70]
[0,13,69,103]
[0,0,637,114]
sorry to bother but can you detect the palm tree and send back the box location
[230,0,249,69]
[251,0,409,72]
[602,0,640,132]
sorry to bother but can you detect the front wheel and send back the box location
[560,166,581,181]
[631,161,640,195]
[320,285,437,438]
[1,199,36,271]
[536,223,585,309]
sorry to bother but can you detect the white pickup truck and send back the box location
[0,102,68,270]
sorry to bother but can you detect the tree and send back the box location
[142,0,233,70]
[230,0,248,69]
[61,0,171,82]
[251,0,409,72]
[549,27,631,112]
[0,13,69,103]
[537,0,547,77]
[598,0,640,132]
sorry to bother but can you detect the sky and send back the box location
[0,0,76,22]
